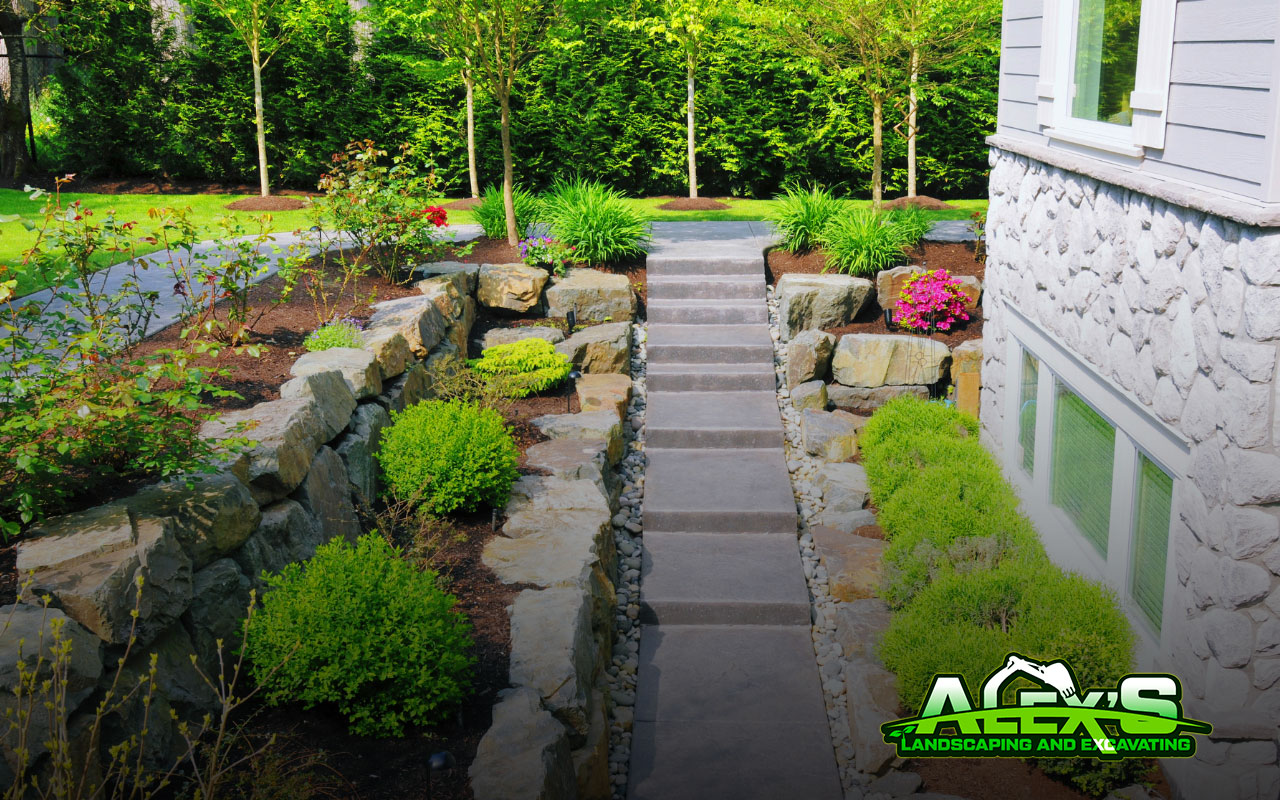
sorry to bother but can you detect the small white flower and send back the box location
[77,405,90,418]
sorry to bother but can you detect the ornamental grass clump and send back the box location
[376,399,519,514]
[770,184,845,253]
[474,185,541,239]
[893,269,971,332]
[244,534,474,737]
[542,177,650,264]
[819,208,911,276]
[468,337,572,399]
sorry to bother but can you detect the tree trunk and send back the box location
[907,47,919,198]
[465,67,479,198]
[0,10,31,181]
[498,89,518,245]
[252,48,270,197]
[686,59,697,199]
[871,94,883,207]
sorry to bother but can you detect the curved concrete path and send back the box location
[628,225,842,799]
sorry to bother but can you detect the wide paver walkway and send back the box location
[629,223,842,799]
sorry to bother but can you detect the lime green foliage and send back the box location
[1035,758,1154,798]
[474,185,542,240]
[880,562,1134,713]
[376,400,519,514]
[244,534,474,736]
[302,319,363,351]
[771,185,845,253]
[864,396,1134,728]
[468,338,572,398]
[819,208,912,276]
[542,178,651,264]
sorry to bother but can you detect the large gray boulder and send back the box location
[290,447,360,546]
[20,515,192,647]
[532,411,625,465]
[815,462,870,513]
[418,271,476,351]
[545,268,636,322]
[415,261,479,294]
[280,370,357,442]
[833,598,892,662]
[831,334,951,387]
[233,499,324,590]
[775,274,873,341]
[477,263,550,313]
[360,329,411,380]
[556,322,631,374]
[182,558,251,678]
[800,408,864,462]
[290,347,382,400]
[480,325,566,351]
[333,402,391,505]
[127,474,261,569]
[201,397,330,498]
[828,384,930,411]
[509,587,599,743]
[791,380,828,412]
[785,330,836,388]
[365,294,449,357]
[845,656,900,775]
[875,265,923,311]
[469,687,577,800]
[375,361,431,414]
[503,476,612,541]
[524,438,618,506]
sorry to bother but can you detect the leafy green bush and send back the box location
[887,205,932,247]
[771,185,845,253]
[858,394,979,454]
[376,400,519,514]
[880,561,1134,713]
[542,177,650,264]
[302,319,364,352]
[819,208,911,276]
[1034,758,1155,798]
[244,534,474,736]
[859,396,980,506]
[474,185,541,240]
[467,338,572,399]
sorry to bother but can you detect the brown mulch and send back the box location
[442,197,483,211]
[2,175,321,196]
[450,237,523,265]
[224,196,310,212]
[656,197,731,211]
[881,195,955,211]
[912,758,1171,800]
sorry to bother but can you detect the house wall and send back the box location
[982,145,1280,800]
[998,0,1280,203]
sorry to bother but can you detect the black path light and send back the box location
[567,368,583,412]
[425,750,456,799]
[565,307,577,338]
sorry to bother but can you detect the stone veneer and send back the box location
[982,146,1280,799]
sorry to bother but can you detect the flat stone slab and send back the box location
[643,448,797,534]
[924,219,979,243]
[639,533,810,625]
[647,324,774,365]
[646,391,784,449]
[647,299,768,325]
[647,361,775,392]
[647,275,764,302]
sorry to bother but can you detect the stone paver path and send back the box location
[629,223,842,799]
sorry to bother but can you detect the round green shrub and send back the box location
[303,319,364,352]
[859,395,979,455]
[474,184,542,239]
[244,534,474,737]
[376,399,519,514]
[880,561,1134,713]
[467,337,572,398]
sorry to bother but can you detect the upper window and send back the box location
[1070,0,1141,127]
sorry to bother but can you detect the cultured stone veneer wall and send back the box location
[982,147,1280,800]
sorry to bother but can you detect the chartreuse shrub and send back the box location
[474,185,542,239]
[376,400,519,514]
[302,318,364,352]
[771,184,845,253]
[244,534,474,736]
[468,338,573,399]
[541,178,650,264]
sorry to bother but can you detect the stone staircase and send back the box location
[628,253,842,800]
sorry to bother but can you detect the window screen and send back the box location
[1071,0,1141,126]
[1018,351,1040,475]
[1130,455,1172,632]
[1052,382,1115,557]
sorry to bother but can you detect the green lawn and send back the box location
[3,189,986,297]
[1,190,316,296]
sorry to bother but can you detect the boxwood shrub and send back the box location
[467,337,572,398]
[376,399,519,514]
[244,534,474,736]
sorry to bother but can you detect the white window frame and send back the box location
[1037,0,1177,156]
[1000,304,1189,664]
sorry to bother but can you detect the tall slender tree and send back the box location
[0,0,32,180]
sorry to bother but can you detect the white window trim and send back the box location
[1037,0,1176,156]
[1000,303,1188,665]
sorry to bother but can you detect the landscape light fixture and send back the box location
[424,750,456,799]
[566,307,577,337]
[568,369,583,412]
[883,308,895,330]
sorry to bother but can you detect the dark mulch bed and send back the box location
[225,196,310,212]
[442,197,483,211]
[656,197,731,211]
[881,195,955,211]
[767,241,985,348]
[1,175,321,196]
[450,237,522,265]
[912,758,1170,800]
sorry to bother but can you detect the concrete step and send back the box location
[647,299,767,325]
[647,324,774,364]
[639,533,810,625]
[628,625,842,800]
[645,256,762,277]
[647,362,776,392]
[647,275,763,302]
[647,391,784,449]
[643,448,797,533]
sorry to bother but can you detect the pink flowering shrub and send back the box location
[893,269,971,332]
